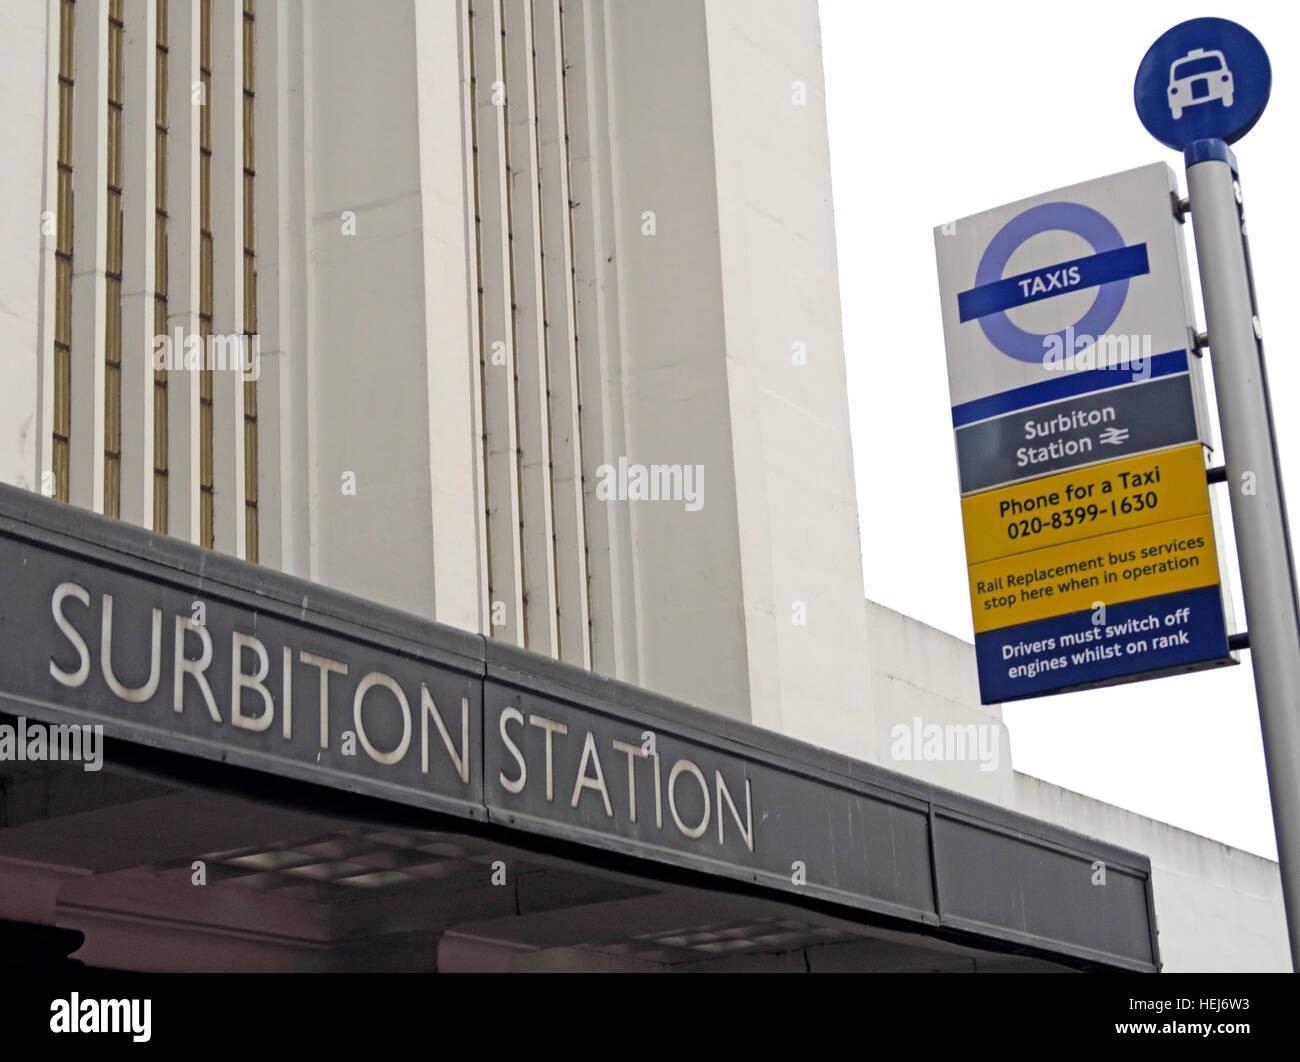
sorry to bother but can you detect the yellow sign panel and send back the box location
[961,444,1212,566]
[968,512,1220,633]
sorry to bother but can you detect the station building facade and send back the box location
[0,0,1288,971]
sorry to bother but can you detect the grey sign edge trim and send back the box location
[934,914,1156,973]
[0,485,1158,968]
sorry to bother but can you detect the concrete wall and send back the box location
[599,0,752,721]
[0,0,49,494]
[865,601,1014,806]
[595,0,877,746]
[301,0,481,625]
[703,0,873,752]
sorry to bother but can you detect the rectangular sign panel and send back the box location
[0,487,1160,970]
[969,511,1218,631]
[973,585,1230,703]
[961,444,1215,566]
[941,161,1201,452]
[934,166,1235,702]
[955,365,1200,494]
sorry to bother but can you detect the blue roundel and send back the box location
[1135,18,1270,150]
[975,203,1128,364]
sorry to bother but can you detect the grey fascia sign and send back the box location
[0,485,1158,971]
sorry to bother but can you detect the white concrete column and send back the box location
[118,0,158,528]
[251,0,302,574]
[503,0,559,657]
[597,0,752,718]
[562,0,638,682]
[2,0,52,494]
[575,0,878,743]
[455,0,490,634]
[165,0,203,544]
[415,0,487,633]
[301,0,450,620]
[208,0,245,557]
[471,0,525,645]
[68,0,110,512]
[700,0,874,749]
[534,0,591,668]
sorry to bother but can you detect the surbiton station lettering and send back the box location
[42,580,752,851]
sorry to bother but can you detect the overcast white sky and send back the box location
[821,0,1300,859]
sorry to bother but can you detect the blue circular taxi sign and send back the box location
[1134,18,1270,149]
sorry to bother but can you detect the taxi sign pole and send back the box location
[1186,141,1300,968]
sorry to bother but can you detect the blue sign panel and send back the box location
[1135,18,1271,150]
[974,585,1231,703]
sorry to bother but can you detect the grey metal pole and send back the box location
[1186,142,1300,971]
